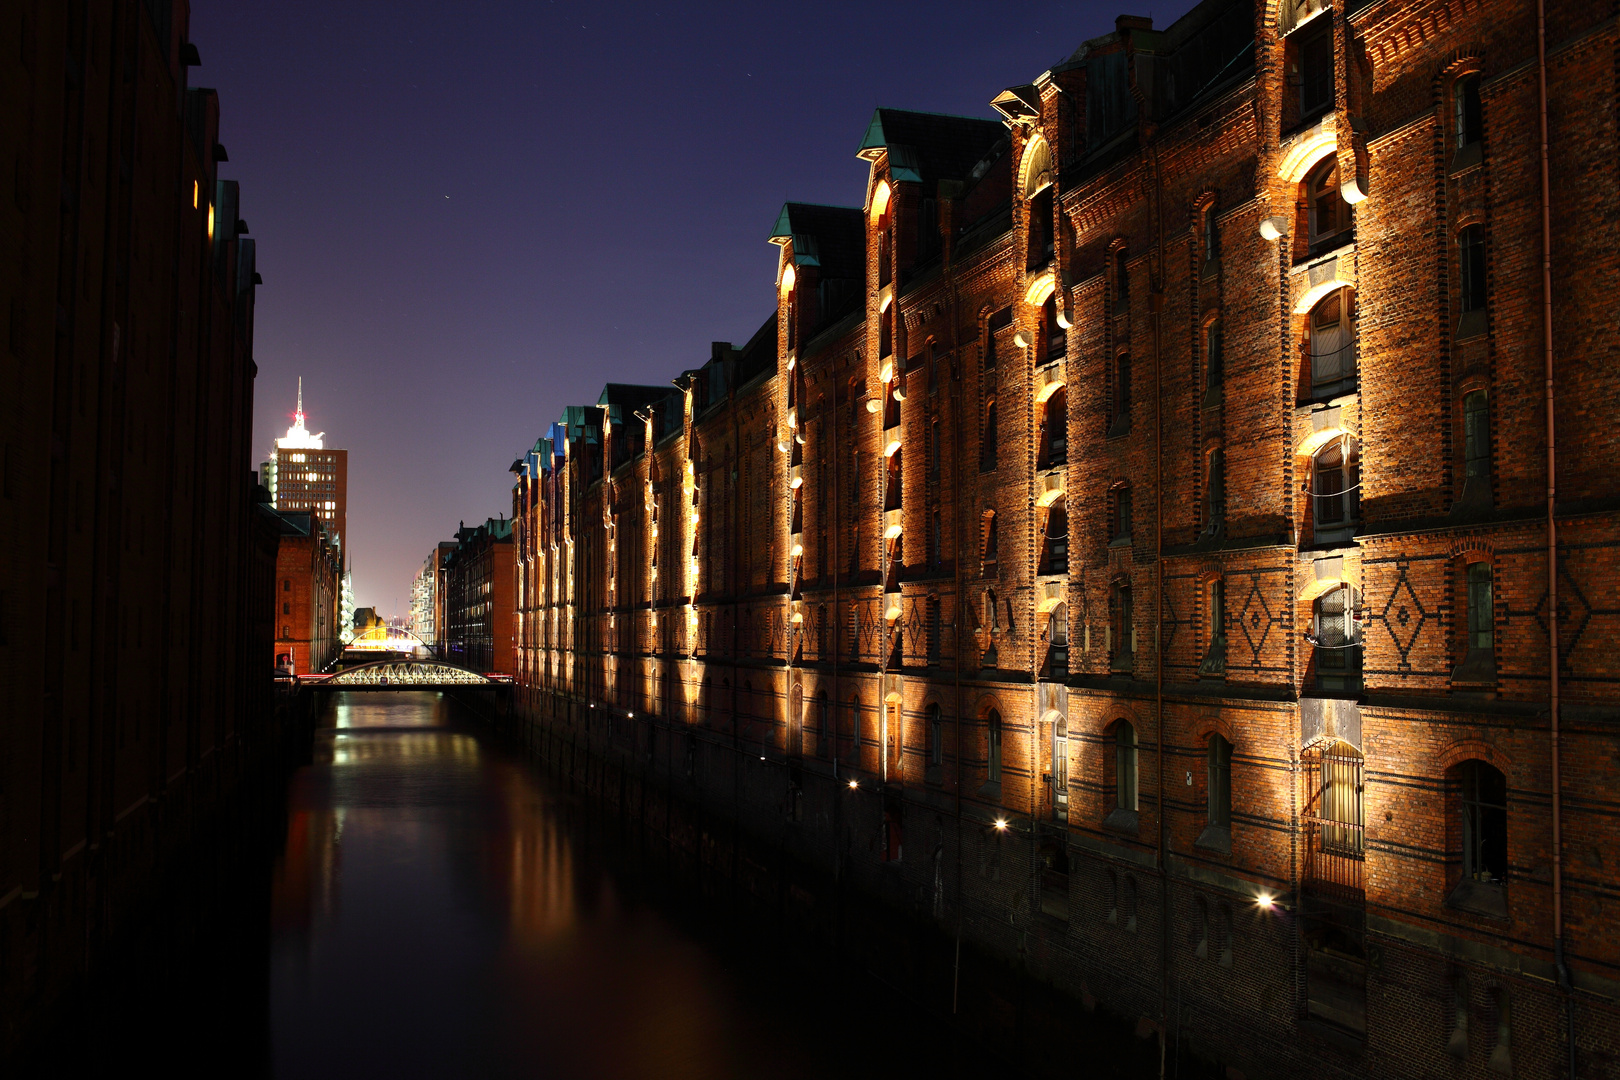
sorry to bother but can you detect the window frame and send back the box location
[1115,722,1139,812]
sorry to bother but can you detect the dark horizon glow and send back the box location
[195,0,1195,621]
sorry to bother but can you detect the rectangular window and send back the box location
[1115,353,1131,422]
[1298,20,1334,118]
[1114,488,1132,543]
[1467,563,1493,652]
[1115,249,1129,301]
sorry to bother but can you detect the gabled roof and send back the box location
[856,109,1005,190]
[768,202,865,279]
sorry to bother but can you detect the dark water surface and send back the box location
[48,691,995,1079]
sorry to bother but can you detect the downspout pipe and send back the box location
[1149,140,1169,1080]
[1535,2,1572,1076]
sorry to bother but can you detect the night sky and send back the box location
[195,0,1196,620]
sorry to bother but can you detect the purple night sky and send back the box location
[193,0,1195,620]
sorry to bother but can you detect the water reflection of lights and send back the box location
[329,732,481,765]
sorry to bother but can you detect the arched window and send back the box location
[1042,294,1064,363]
[1460,759,1507,885]
[1042,387,1067,467]
[982,509,998,567]
[1467,562,1494,655]
[1047,603,1069,678]
[1207,734,1232,828]
[1454,74,1483,151]
[1115,722,1138,811]
[1111,581,1134,671]
[1050,715,1069,814]
[1463,390,1490,484]
[1312,438,1360,536]
[1205,448,1225,533]
[986,709,1003,783]
[1028,187,1054,270]
[1458,225,1487,331]
[877,207,892,289]
[1309,738,1365,864]
[1203,201,1220,265]
[1309,288,1355,393]
[1111,484,1133,544]
[1042,498,1068,577]
[981,399,998,472]
[1304,157,1349,254]
[1312,584,1362,692]
[1200,576,1227,676]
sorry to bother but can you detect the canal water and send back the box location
[47,691,998,1079]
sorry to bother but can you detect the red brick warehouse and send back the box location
[507,2,1620,1076]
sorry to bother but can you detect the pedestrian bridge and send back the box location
[302,659,512,691]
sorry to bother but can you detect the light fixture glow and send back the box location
[1256,893,1275,909]
[848,779,859,789]
[994,818,1009,831]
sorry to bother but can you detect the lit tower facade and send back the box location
[263,378,352,633]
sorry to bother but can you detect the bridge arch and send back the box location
[317,659,497,689]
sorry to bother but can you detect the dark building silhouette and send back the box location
[0,1,268,1054]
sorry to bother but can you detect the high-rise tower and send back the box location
[262,378,350,561]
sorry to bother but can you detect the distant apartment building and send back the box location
[441,518,514,673]
[409,542,456,647]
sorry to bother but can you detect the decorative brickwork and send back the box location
[509,4,1620,1076]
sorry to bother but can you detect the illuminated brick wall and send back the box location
[508,3,1620,1076]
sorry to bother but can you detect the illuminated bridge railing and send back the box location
[312,662,503,688]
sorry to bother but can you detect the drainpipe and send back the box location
[946,200,967,1014]
[1150,140,1170,1080]
[1535,2,1572,1075]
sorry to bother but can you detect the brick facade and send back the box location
[271,510,342,675]
[510,3,1620,1076]
[0,0,271,1054]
